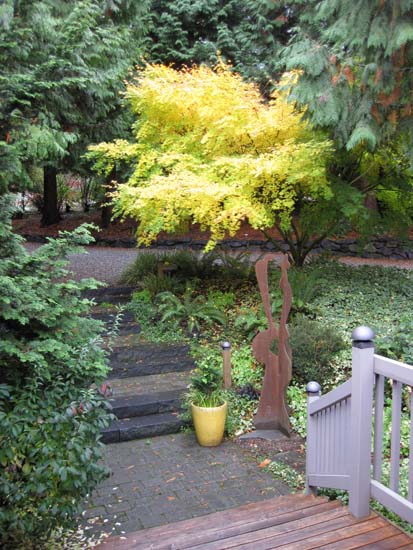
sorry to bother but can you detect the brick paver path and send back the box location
[82,433,290,538]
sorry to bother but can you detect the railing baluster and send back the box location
[332,404,337,474]
[373,374,385,481]
[409,389,413,502]
[326,407,330,473]
[390,380,402,492]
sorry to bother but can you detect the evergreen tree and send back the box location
[282,0,413,151]
[146,0,293,92]
[0,0,150,224]
[0,195,112,544]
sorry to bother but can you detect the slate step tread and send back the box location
[108,343,193,378]
[84,286,135,304]
[102,412,184,444]
[108,371,190,397]
[110,389,184,419]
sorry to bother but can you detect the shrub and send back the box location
[0,196,112,547]
[119,252,159,285]
[289,315,346,388]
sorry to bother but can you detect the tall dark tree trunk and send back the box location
[101,167,116,228]
[41,165,60,226]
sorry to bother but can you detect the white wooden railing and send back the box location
[306,326,413,523]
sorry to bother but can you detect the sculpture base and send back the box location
[239,429,289,442]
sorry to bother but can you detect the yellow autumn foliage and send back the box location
[93,63,333,249]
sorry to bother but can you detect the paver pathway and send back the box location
[83,433,290,538]
[80,288,293,541]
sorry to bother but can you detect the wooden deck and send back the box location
[99,494,413,549]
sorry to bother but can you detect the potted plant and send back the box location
[187,360,227,447]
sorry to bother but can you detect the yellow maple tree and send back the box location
[89,63,333,259]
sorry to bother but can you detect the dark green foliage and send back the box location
[120,252,160,285]
[283,0,413,151]
[146,0,293,93]
[157,290,226,335]
[0,0,150,204]
[377,313,413,366]
[289,315,346,387]
[0,196,112,546]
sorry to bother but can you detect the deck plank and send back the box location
[266,518,396,550]
[222,515,383,550]
[355,533,413,549]
[153,500,341,550]
[97,494,412,550]
[100,494,322,549]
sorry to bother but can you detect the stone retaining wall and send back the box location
[22,233,413,259]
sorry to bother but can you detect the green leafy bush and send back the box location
[119,252,159,285]
[0,197,112,547]
[289,315,346,388]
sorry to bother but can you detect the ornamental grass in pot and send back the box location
[187,361,227,447]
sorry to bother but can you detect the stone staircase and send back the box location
[87,288,193,444]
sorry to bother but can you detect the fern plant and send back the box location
[157,290,226,335]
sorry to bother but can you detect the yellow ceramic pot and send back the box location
[191,401,227,447]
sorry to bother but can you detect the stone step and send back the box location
[91,311,141,337]
[101,412,184,444]
[91,311,136,324]
[108,371,190,398]
[84,286,135,304]
[110,389,184,419]
[108,343,193,378]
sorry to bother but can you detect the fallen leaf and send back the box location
[166,477,176,483]
[258,458,271,468]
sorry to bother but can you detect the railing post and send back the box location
[305,381,321,496]
[349,325,375,518]
[222,341,231,390]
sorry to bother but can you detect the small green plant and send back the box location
[264,460,305,491]
[234,308,265,340]
[224,390,258,436]
[207,289,236,309]
[157,290,226,335]
[186,357,225,408]
[231,345,263,389]
[287,385,308,438]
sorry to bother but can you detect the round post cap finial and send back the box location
[306,381,321,395]
[222,341,231,350]
[351,326,375,342]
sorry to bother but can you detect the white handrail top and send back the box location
[374,354,413,386]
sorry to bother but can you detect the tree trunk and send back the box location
[101,167,116,228]
[41,166,60,226]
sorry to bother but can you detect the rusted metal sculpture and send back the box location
[253,254,292,435]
